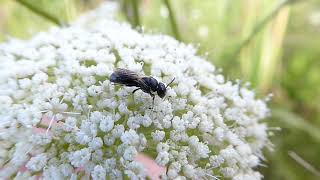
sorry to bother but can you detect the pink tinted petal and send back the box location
[18,162,28,173]
[41,116,58,126]
[135,154,166,180]
[75,167,84,173]
[32,127,46,133]
[32,127,53,136]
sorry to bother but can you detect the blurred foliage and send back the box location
[0,0,320,179]
[0,0,101,40]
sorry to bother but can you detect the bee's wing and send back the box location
[110,68,148,88]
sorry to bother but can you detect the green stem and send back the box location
[15,0,65,26]
[288,151,320,176]
[230,0,299,59]
[163,0,181,41]
[272,108,320,142]
[121,0,141,28]
[131,0,141,28]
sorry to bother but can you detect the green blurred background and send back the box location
[0,0,319,179]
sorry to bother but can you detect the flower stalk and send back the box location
[163,0,181,41]
[15,0,66,26]
[231,0,300,60]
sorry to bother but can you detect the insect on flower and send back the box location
[110,68,175,103]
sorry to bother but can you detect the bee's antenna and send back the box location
[166,77,175,88]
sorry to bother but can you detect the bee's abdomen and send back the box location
[109,72,139,87]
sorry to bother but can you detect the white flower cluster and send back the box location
[0,2,270,180]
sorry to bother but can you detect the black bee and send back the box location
[110,68,175,102]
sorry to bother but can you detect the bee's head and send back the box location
[157,82,166,98]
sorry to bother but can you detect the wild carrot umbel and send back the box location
[0,2,270,179]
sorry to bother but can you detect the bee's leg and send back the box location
[132,88,141,94]
[152,95,155,108]
[149,94,155,110]
[131,88,141,108]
